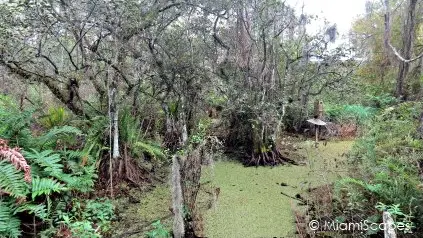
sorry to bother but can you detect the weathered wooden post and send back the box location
[314,100,324,119]
[306,118,326,147]
[383,211,397,238]
[307,100,325,147]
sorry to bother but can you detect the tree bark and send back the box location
[112,109,120,158]
[395,0,418,99]
[179,97,188,147]
[383,0,391,62]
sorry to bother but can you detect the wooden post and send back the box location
[315,125,319,148]
[383,211,397,238]
[314,100,324,119]
[314,100,323,147]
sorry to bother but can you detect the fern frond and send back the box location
[34,125,82,149]
[83,116,109,159]
[39,126,82,140]
[119,108,142,145]
[0,139,31,182]
[0,160,29,198]
[39,106,70,128]
[0,200,21,238]
[134,141,166,159]
[64,150,86,160]
[336,177,382,194]
[58,166,97,193]
[31,177,66,200]
[24,149,63,176]
[61,149,94,172]
[0,107,34,149]
[13,202,48,220]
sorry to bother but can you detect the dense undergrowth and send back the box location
[0,95,159,238]
[328,101,423,236]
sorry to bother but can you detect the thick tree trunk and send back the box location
[180,144,204,238]
[162,103,181,151]
[395,0,418,99]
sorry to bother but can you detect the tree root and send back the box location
[98,151,151,192]
[246,148,298,166]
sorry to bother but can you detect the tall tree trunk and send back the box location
[112,109,120,158]
[383,0,392,62]
[109,69,120,159]
[395,0,418,99]
[179,97,188,147]
[381,0,392,83]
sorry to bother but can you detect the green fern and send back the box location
[57,150,97,192]
[50,200,67,221]
[39,107,70,129]
[119,108,142,146]
[0,200,21,238]
[13,202,48,220]
[134,141,166,160]
[336,177,382,194]
[0,107,34,148]
[61,149,94,173]
[82,116,109,160]
[24,149,63,177]
[118,108,167,160]
[31,177,66,200]
[33,125,82,149]
[59,167,97,193]
[0,160,29,198]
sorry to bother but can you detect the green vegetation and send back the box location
[325,104,376,124]
[0,0,423,237]
[112,184,172,237]
[146,220,171,238]
[334,102,423,235]
[0,98,112,238]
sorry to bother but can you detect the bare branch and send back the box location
[388,43,423,63]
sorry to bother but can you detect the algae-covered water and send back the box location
[203,140,353,238]
[112,140,353,238]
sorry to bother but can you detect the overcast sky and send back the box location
[286,0,369,37]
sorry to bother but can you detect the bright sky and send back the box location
[286,0,369,37]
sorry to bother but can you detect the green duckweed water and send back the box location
[203,140,353,238]
[112,140,353,238]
